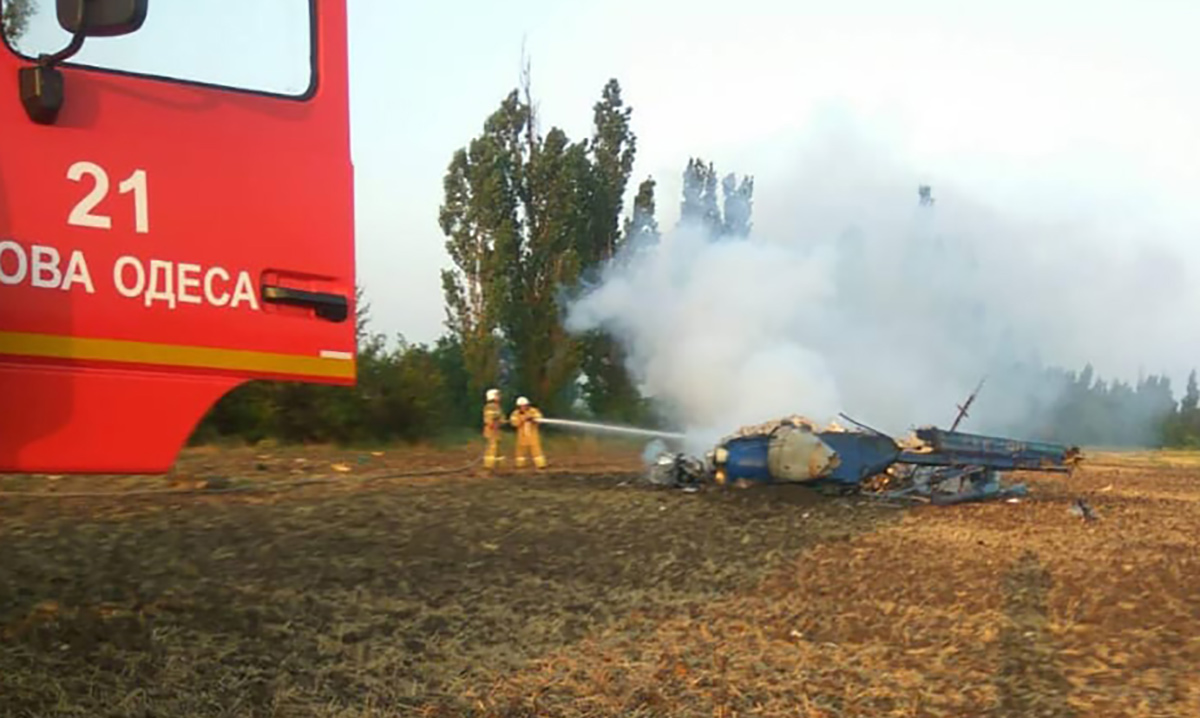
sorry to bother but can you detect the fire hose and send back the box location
[2,418,682,499]
[534,416,686,441]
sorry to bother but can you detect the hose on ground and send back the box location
[0,453,645,499]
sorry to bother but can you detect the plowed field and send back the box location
[2,442,1196,717]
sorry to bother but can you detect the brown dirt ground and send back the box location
[1,442,1198,717]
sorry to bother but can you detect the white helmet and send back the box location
[516,396,530,407]
[486,388,500,401]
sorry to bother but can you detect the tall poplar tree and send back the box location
[577,80,643,419]
[438,66,644,415]
[438,91,527,403]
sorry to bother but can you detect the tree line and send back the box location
[186,69,1200,450]
[196,70,756,444]
[434,65,755,424]
[988,363,1200,448]
[193,323,1200,449]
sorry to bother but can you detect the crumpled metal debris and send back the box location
[895,433,934,453]
[865,465,1029,505]
[720,415,819,442]
[1068,497,1098,521]
[716,415,856,443]
[645,452,707,489]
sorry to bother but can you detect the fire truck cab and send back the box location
[0,0,356,474]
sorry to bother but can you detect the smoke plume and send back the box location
[565,125,1200,449]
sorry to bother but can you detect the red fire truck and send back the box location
[0,0,356,474]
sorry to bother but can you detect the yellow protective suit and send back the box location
[482,400,504,468]
[510,406,547,468]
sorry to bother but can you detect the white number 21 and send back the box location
[67,161,150,234]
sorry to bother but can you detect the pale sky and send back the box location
[348,0,1200,349]
[10,0,1200,383]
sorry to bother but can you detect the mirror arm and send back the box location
[15,0,149,126]
[17,30,87,125]
[39,30,87,68]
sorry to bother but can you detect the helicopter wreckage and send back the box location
[644,414,1083,505]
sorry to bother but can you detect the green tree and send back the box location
[438,91,526,405]
[575,79,645,420]
[2,0,36,44]
[438,66,646,417]
[189,380,277,445]
[431,334,475,429]
[678,158,753,240]
[1024,362,1188,448]
[721,172,754,238]
[371,337,450,441]
[1165,369,1200,447]
[353,285,371,345]
[514,124,591,411]
[679,157,720,237]
[1182,370,1199,413]
[584,79,637,262]
[624,176,660,248]
[577,176,659,421]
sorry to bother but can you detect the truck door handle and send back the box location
[261,285,349,323]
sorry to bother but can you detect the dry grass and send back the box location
[2,446,1198,717]
[0,441,895,717]
[479,450,1200,717]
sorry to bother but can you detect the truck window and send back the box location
[1,0,314,98]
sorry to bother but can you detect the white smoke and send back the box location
[565,124,1200,447]
[567,224,844,449]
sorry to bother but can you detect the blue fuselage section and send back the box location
[717,425,1074,487]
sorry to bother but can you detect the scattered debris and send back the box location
[1069,497,1098,521]
[645,452,706,488]
[872,465,1031,505]
[201,476,232,491]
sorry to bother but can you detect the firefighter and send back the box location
[482,388,504,469]
[510,396,547,469]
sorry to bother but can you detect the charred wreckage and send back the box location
[646,415,1083,505]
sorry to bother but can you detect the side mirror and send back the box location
[57,0,148,37]
[18,0,149,124]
